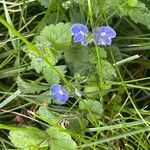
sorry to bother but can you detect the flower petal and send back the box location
[81,40,88,46]
[105,36,112,45]
[95,31,101,45]
[50,84,61,93]
[105,26,116,38]
[95,25,116,46]
[60,93,69,103]
[74,33,85,42]
[53,92,69,103]
[95,26,106,35]
[70,23,88,35]
[80,24,88,33]
[70,23,81,34]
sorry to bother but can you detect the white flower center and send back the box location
[80,30,85,35]
[58,90,64,95]
[100,32,106,45]
[101,32,106,37]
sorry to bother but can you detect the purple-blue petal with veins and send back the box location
[95,25,116,46]
[71,23,88,35]
[50,84,61,93]
[53,92,69,103]
[80,24,88,33]
[74,33,85,42]
[70,23,81,34]
[105,26,116,38]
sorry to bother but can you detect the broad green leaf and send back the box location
[64,45,91,75]
[37,0,51,8]
[31,56,45,73]
[90,47,107,62]
[35,91,51,104]
[128,0,138,7]
[101,60,117,81]
[74,0,86,5]
[128,2,150,29]
[42,65,66,85]
[106,94,122,117]
[41,23,72,49]
[98,47,107,59]
[84,84,99,98]
[110,0,150,29]
[68,117,89,130]
[46,127,77,150]
[9,127,48,150]
[107,46,123,63]
[17,77,48,94]
[69,6,85,23]
[79,99,103,117]
[37,106,60,125]
[31,38,59,73]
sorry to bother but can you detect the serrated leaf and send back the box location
[69,6,85,23]
[9,127,48,150]
[37,0,51,8]
[84,84,99,98]
[107,46,123,63]
[41,23,72,49]
[31,41,58,74]
[74,0,86,5]
[17,77,48,94]
[64,45,91,75]
[42,65,66,85]
[68,117,89,130]
[46,127,77,150]
[79,99,103,117]
[128,0,138,7]
[37,106,60,125]
[35,91,51,104]
[31,57,45,73]
[91,47,107,60]
[128,3,150,29]
[101,60,117,81]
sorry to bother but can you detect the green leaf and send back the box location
[37,106,60,125]
[31,56,45,73]
[17,77,48,94]
[37,0,51,8]
[30,39,59,73]
[42,65,66,85]
[91,47,107,60]
[69,6,85,23]
[107,46,123,63]
[128,0,138,7]
[79,99,103,117]
[84,84,99,98]
[64,45,91,75]
[111,0,150,29]
[128,2,150,29]
[46,127,77,150]
[106,94,122,117]
[41,23,72,49]
[68,117,89,130]
[101,60,117,81]
[34,91,51,104]
[9,127,48,150]
[74,0,86,5]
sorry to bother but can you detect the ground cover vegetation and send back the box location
[0,0,150,149]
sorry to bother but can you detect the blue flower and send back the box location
[95,26,116,46]
[70,23,89,46]
[50,84,69,104]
